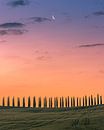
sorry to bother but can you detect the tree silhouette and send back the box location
[17,97,20,107]
[7,96,10,107]
[97,94,99,105]
[77,97,79,107]
[71,97,73,107]
[2,97,5,107]
[79,98,81,107]
[85,96,87,107]
[38,97,41,108]
[28,96,31,107]
[65,97,67,108]
[88,96,91,106]
[100,96,102,105]
[44,96,47,108]
[33,96,36,108]
[67,96,70,107]
[62,97,64,108]
[23,97,25,107]
[94,97,96,106]
[12,97,15,107]
[60,97,62,108]
[91,95,93,106]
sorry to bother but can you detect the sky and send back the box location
[0,0,104,101]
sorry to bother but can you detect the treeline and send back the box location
[0,94,103,108]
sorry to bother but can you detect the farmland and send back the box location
[0,105,104,130]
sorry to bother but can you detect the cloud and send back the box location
[93,11,104,16]
[78,43,104,48]
[33,49,51,61]
[0,22,25,28]
[0,29,27,36]
[85,11,104,19]
[0,40,6,43]
[36,56,51,61]
[7,0,30,7]
[99,70,104,74]
[29,17,51,23]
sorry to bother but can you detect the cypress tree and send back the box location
[2,97,5,107]
[71,97,73,107]
[67,96,70,108]
[44,96,47,108]
[79,98,81,107]
[17,97,20,107]
[77,97,79,107]
[23,97,25,107]
[56,97,58,108]
[88,96,91,106]
[33,96,36,108]
[73,97,75,107]
[50,97,52,108]
[28,96,31,107]
[65,97,67,108]
[54,97,56,108]
[100,96,102,105]
[38,97,41,108]
[97,94,99,105]
[62,97,64,108]
[91,95,93,106]
[7,96,10,107]
[94,97,96,106]
[60,97,61,108]
[49,97,51,108]
[83,96,85,107]
[12,97,15,107]
[85,96,87,107]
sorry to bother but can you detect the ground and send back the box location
[0,106,104,130]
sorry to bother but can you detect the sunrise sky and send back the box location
[0,0,104,99]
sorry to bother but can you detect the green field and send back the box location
[0,106,104,130]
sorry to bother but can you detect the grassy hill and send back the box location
[0,105,104,130]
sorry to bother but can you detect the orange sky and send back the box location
[0,0,104,104]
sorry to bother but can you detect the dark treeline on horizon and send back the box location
[0,94,103,108]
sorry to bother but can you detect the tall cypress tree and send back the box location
[7,96,10,107]
[38,97,41,108]
[23,97,25,107]
[12,97,15,107]
[62,97,64,108]
[97,94,99,105]
[100,96,102,105]
[44,96,47,108]
[60,97,62,108]
[73,97,75,107]
[49,97,51,108]
[79,98,81,107]
[2,97,5,107]
[77,97,79,107]
[65,97,67,108]
[67,96,70,108]
[85,96,87,107]
[17,97,20,107]
[28,96,31,107]
[50,97,52,108]
[54,97,56,108]
[33,96,36,108]
[71,97,73,107]
[83,96,85,107]
[94,97,96,106]
[88,96,91,106]
[91,95,93,106]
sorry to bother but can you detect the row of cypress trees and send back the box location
[1,94,103,108]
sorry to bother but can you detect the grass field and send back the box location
[0,105,104,130]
